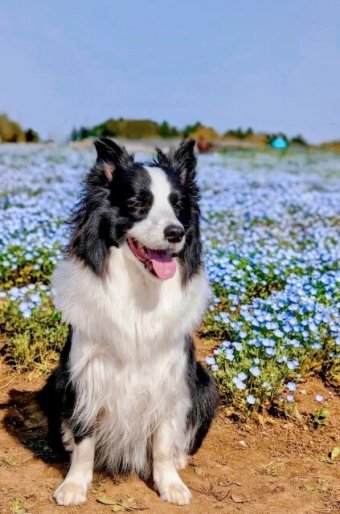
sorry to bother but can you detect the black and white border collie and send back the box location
[40,138,218,506]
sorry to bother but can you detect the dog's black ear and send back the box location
[173,139,197,184]
[94,138,134,181]
[155,148,170,170]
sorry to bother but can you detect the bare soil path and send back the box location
[0,360,339,514]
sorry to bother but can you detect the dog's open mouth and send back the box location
[127,237,176,280]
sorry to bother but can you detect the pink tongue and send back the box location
[147,249,176,279]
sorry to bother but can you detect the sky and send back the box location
[0,0,339,143]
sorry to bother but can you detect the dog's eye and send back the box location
[170,193,183,212]
[127,199,150,214]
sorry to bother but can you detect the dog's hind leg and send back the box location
[53,436,95,506]
[185,336,219,455]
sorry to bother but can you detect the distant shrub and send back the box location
[25,128,39,143]
[157,121,180,138]
[0,114,39,143]
[182,122,202,138]
[290,134,308,146]
[70,118,163,140]
[266,132,289,145]
[224,127,254,139]
[190,125,219,141]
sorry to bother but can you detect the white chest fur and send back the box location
[52,249,209,473]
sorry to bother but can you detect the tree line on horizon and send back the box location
[0,114,39,143]
[0,113,308,146]
[70,118,308,146]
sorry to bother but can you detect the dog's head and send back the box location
[69,138,201,281]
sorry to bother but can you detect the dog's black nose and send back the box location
[164,224,185,243]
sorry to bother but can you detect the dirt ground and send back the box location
[0,358,339,514]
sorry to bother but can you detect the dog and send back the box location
[38,138,218,506]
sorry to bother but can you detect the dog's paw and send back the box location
[53,480,87,506]
[158,480,192,505]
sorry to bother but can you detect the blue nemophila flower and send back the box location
[2,147,340,413]
[311,342,322,350]
[249,366,261,377]
[287,359,299,370]
[31,293,41,303]
[232,377,246,390]
[246,395,256,405]
[315,394,324,402]
[237,372,247,381]
[286,395,295,402]
[286,382,296,392]
[225,349,235,361]
[205,357,216,366]
[233,342,243,351]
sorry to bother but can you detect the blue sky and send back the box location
[0,0,339,143]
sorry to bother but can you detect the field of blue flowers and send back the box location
[0,145,339,416]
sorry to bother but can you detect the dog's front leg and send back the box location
[54,436,95,506]
[153,419,191,505]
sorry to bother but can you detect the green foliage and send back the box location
[70,119,207,141]
[290,134,308,146]
[0,245,59,289]
[25,128,39,143]
[310,406,330,428]
[158,120,180,138]
[71,118,161,140]
[224,127,254,139]
[266,132,289,145]
[182,121,202,138]
[69,118,311,149]
[0,295,67,371]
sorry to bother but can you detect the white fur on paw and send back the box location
[54,481,87,506]
[159,481,192,505]
[175,455,188,470]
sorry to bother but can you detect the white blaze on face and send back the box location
[128,166,184,252]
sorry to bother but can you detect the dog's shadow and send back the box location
[2,388,155,492]
[2,388,67,473]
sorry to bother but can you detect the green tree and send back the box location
[25,128,39,142]
[158,121,179,138]
[290,134,308,146]
[182,122,202,138]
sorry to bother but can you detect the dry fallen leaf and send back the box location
[330,447,340,461]
[97,495,117,506]
[195,466,205,476]
[97,495,139,511]
[230,493,251,503]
